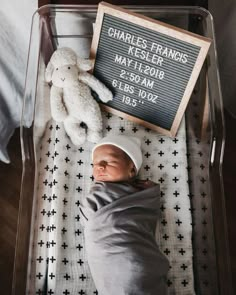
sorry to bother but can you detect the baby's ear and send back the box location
[129,165,137,178]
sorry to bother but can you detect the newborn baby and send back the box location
[80,135,169,295]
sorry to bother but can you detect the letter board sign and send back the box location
[90,2,211,137]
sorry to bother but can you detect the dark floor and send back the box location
[0,109,235,294]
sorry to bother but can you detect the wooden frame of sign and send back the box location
[90,2,211,137]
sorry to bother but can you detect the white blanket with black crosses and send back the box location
[28,113,195,295]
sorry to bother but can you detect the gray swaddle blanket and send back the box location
[80,181,169,295]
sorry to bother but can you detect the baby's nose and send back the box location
[97,161,107,168]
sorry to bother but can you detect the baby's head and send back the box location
[92,135,143,182]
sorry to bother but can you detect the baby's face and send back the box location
[93,145,135,182]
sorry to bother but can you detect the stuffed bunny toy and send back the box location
[45,47,113,145]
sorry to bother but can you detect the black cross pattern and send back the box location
[42,194,47,200]
[179,248,186,255]
[144,152,150,158]
[163,234,169,240]
[158,150,164,156]
[79,274,86,281]
[181,264,188,270]
[61,242,68,249]
[49,273,55,280]
[37,256,43,263]
[176,219,182,226]
[164,248,170,255]
[77,259,84,266]
[172,150,178,156]
[145,139,151,145]
[61,227,67,234]
[76,244,83,251]
[36,272,43,279]
[75,229,82,236]
[38,240,44,247]
[160,204,166,212]
[76,173,83,179]
[106,113,112,119]
[76,186,82,193]
[167,279,172,287]
[181,279,188,286]
[158,164,164,170]
[78,147,84,153]
[172,176,179,183]
[62,258,69,265]
[75,215,80,222]
[52,194,57,200]
[132,127,138,133]
[40,224,45,231]
[173,138,179,143]
[177,234,184,241]
[188,192,194,199]
[62,212,68,220]
[54,151,59,158]
[53,165,58,172]
[201,191,206,198]
[202,264,208,271]
[158,177,165,183]
[172,163,178,169]
[202,205,207,212]
[173,191,180,197]
[186,165,192,171]
[161,219,167,226]
[65,156,70,163]
[174,205,181,211]
[64,273,71,280]
[160,191,165,197]
[50,256,56,263]
[144,165,150,171]
[200,177,206,183]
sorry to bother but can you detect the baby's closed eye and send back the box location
[94,160,119,166]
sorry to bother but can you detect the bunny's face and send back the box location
[51,64,79,88]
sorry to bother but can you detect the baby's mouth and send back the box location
[96,173,108,179]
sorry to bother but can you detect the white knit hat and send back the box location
[92,135,143,173]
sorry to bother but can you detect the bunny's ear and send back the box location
[77,57,94,71]
[45,60,54,82]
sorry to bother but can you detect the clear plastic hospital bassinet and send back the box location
[12,5,233,295]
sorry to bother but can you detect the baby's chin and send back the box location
[94,175,109,182]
